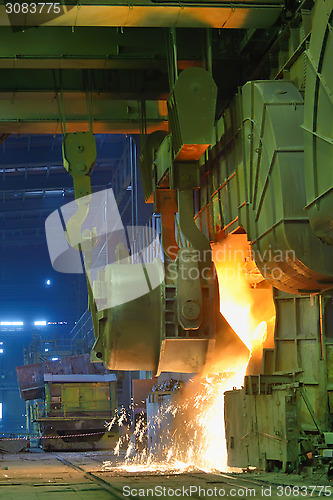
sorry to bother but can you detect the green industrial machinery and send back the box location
[198,0,332,472]
[0,0,329,475]
[16,356,119,451]
[54,0,333,471]
[60,67,249,375]
[32,374,118,452]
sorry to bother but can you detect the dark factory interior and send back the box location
[0,0,332,498]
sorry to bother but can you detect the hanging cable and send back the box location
[165,28,178,92]
[206,28,213,75]
[85,70,93,133]
[53,69,66,137]
[139,100,147,150]
[165,30,173,92]
[171,27,178,83]
[60,87,67,136]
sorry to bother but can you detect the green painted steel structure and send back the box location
[0,0,332,473]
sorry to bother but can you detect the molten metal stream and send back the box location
[104,238,275,474]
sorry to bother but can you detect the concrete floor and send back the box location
[0,449,330,499]
[0,450,111,499]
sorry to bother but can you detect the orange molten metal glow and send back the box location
[105,370,249,474]
[212,239,270,354]
[104,237,275,474]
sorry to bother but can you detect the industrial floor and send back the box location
[0,449,331,499]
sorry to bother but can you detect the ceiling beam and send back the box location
[0,197,74,212]
[0,169,113,191]
[0,26,205,69]
[0,139,124,168]
[0,217,51,231]
[0,232,47,247]
[0,92,168,134]
[0,2,283,29]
